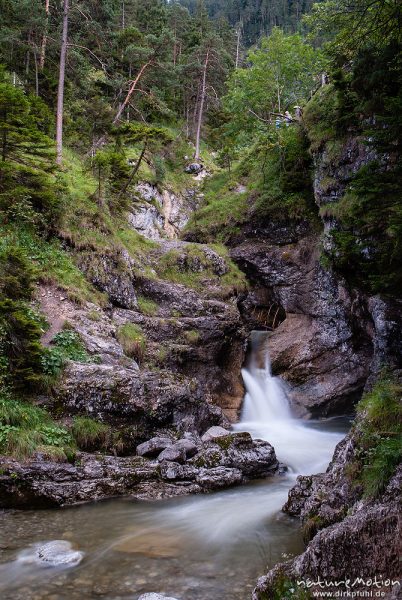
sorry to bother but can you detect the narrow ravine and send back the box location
[0,333,348,600]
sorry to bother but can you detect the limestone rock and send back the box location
[201,426,231,442]
[138,594,179,600]
[174,438,198,458]
[184,162,203,174]
[159,462,198,481]
[157,445,186,464]
[35,541,84,568]
[196,466,243,490]
[192,431,278,478]
[137,437,173,458]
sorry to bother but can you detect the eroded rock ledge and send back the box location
[0,429,279,508]
[253,435,401,599]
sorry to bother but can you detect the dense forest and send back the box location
[179,0,314,45]
[0,1,401,599]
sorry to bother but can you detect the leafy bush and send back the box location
[0,299,46,392]
[42,329,96,377]
[117,323,146,363]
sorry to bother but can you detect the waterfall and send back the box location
[241,331,291,423]
[234,331,344,475]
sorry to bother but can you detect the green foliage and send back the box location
[0,246,35,301]
[0,77,60,231]
[325,162,402,295]
[0,395,74,460]
[350,377,402,498]
[137,295,159,317]
[0,300,45,390]
[42,329,95,377]
[303,85,338,151]
[71,416,110,452]
[180,0,314,46]
[224,28,322,144]
[251,126,318,224]
[117,323,146,363]
[156,243,247,297]
[305,0,401,57]
[185,171,248,243]
[255,574,312,600]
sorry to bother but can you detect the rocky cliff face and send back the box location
[229,134,401,416]
[251,134,402,597]
[253,441,401,599]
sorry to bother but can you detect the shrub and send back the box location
[117,323,146,363]
[42,329,96,377]
[0,299,46,391]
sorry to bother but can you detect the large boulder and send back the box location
[231,236,372,416]
[201,426,231,442]
[137,437,173,458]
[157,445,186,464]
[191,431,278,478]
[195,466,243,490]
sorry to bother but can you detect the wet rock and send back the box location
[232,235,372,416]
[159,462,198,481]
[185,162,203,174]
[35,541,84,568]
[254,470,401,599]
[196,466,243,490]
[201,426,231,442]
[138,594,179,600]
[174,438,198,458]
[137,438,173,458]
[157,445,186,464]
[0,454,159,508]
[192,431,278,478]
[56,364,227,438]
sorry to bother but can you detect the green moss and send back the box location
[350,376,402,498]
[137,295,158,316]
[71,416,110,451]
[185,171,248,243]
[215,435,233,451]
[183,330,200,345]
[303,85,339,152]
[117,323,146,363]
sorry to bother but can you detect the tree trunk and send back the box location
[117,142,147,199]
[235,23,242,69]
[112,61,152,125]
[39,0,50,71]
[194,48,209,161]
[56,0,69,165]
[90,60,152,154]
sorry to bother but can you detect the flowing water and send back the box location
[0,332,349,600]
